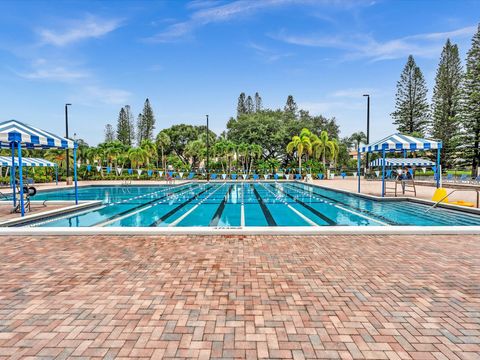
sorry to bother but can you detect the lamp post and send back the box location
[362,94,370,169]
[206,114,210,182]
[65,103,72,183]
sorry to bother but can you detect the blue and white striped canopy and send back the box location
[0,119,75,149]
[0,156,56,167]
[369,158,435,167]
[361,133,441,153]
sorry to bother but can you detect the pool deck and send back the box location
[0,234,479,359]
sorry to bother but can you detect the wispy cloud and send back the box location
[17,59,89,82]
[69,85,132,105]
[272,25,477,61]
[247,42,292,63]
[38,15,122,46]
[329,88,376,98]
[147,0,371,43]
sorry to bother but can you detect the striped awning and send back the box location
[361,133,441,153]
[369,158,435,167]
[0,119,75,149]
[0,156,57,167]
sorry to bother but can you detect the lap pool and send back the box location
[23,182,480,227]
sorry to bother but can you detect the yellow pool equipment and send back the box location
[432,188,475,207]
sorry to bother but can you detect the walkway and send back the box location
[0,234,479,359]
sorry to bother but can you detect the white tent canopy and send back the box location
[0,156,56,167]
[369,158,435,167]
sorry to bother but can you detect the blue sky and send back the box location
[0,0,478,145]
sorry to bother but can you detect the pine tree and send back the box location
[237,92,247,117]
[254,92,262,112]
[284,95,298,115]
[460,24,480,177]
[116,107,132,146]
[391,55,429,135]
[124,105,135,145]
[431,39,463,169]
[104,124,115,142]
[136,113,144,144]
[137,98,155,144]
[245,96,254,113]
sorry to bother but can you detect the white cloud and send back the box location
[273,25,477,61]
[18,59,89,82]
[330,88,376,98]
[81,86,132,105]
[38,15,122,46]
[148,0,371,42]
[247,42,293,62]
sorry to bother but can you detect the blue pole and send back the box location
[18,142,25,216]
[357,150,361,193]
[73,146,78,205]
[436,145,441,188]
[381,148,386,197]
[11,142,16,208]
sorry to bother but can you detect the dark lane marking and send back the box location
[287,183,398,225]
[91,184,196,226]
[267,183,336,226]
[209,185,234,226]
[250,184,277,226]
[149,185,214,227]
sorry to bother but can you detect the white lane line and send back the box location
[168,183,228,227]
[97,184,199,227]
[241,183,245,227]
[284,183,389,226]
[258,183,319,227]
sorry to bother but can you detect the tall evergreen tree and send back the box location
[431,39,463,168]
[137,98,155,144]
[116,107,132,146]
[460,24,480,177]
[124,105,136,145]
[245,95,254,113]
[104,124,115,142]
[237,92,247,117]
[254,92,262,112]
[284,95,298,115]
[136,113,144,144]
[391,55,429,135]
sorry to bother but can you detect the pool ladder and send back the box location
[425,188,480,213]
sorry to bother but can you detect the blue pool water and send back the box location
[28,182,480,227]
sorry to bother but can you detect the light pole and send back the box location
[65,103,72,183]
[206,115,210,182]
[362,94,370,170]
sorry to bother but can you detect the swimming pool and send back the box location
[25,182,480,227]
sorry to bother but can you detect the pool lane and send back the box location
[37,184,196,227]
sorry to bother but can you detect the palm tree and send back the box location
[286,128,312,172]
[237,143,249,173]
[127,147,148,169]
[248,144,262,174]
[140,139,157,167]
[312,130,336,169]
[156,132,171,171]
[185,139,206,169]
[349,131,367,151]
[213,141,227,173]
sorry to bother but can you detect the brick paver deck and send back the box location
[0,235,479,359]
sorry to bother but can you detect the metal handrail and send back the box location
[425,188,480,213]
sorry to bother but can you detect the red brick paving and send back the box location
[0,234,479,359]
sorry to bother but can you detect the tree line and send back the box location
[392,24,480,175]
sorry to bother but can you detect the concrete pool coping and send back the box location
[0,181,479,234]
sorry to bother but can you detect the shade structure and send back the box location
[2,119,78,217]
[0,119,74,149]
[361,133,441,153]
[357,133,442,196]
[369,158,435,167]
[0,156,56,167]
